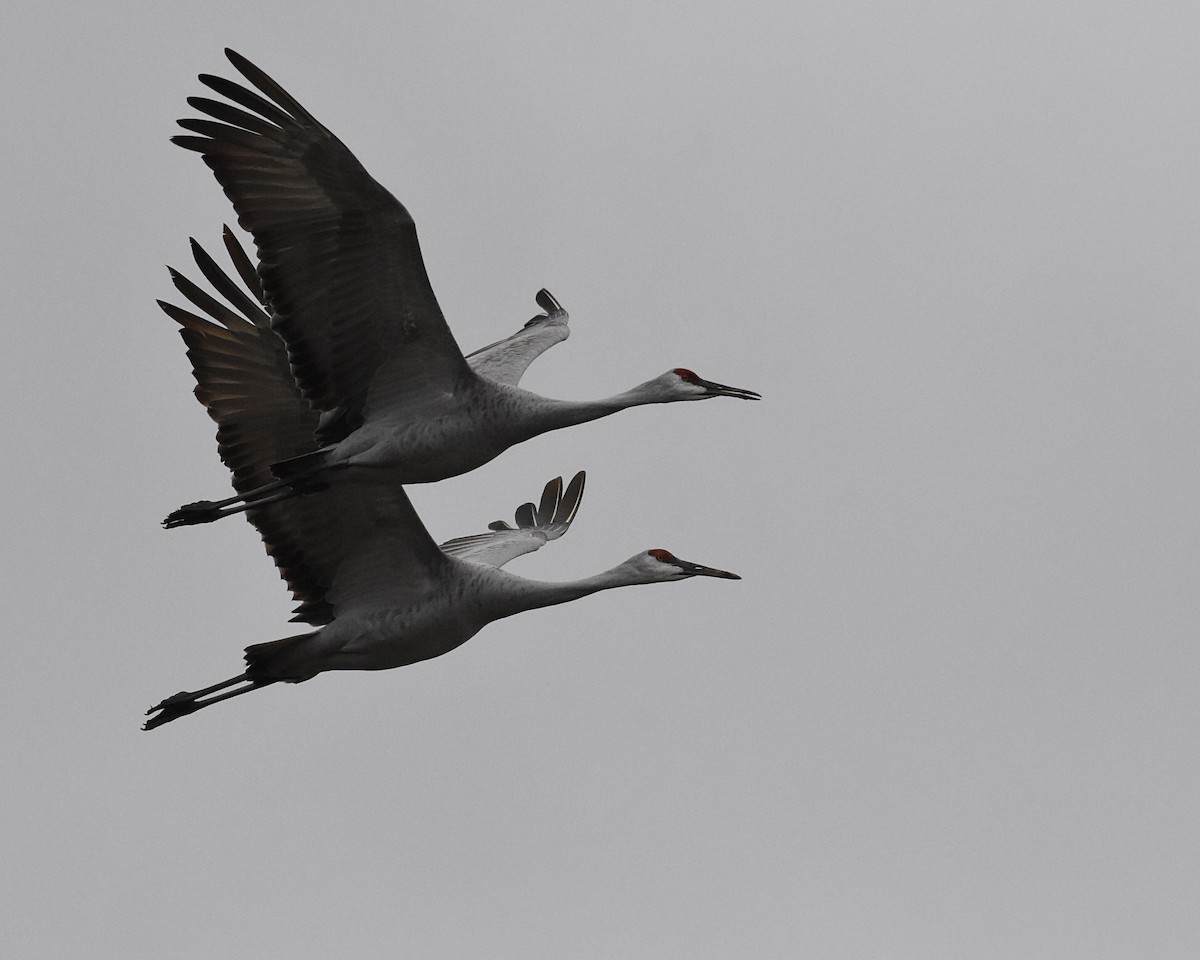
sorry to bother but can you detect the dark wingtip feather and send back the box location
[185,234,264,324]
[536,476,563,526]
[171,134,211,153]
[514,502,536,528]
[156,298,187,323]
[222,226,267,309]
[558,471,586,526]
[195,74,231,98]
[535,289,565,318]
[221,49,317,125]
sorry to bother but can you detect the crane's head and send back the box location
[654,368,761,402]
[627,548,741,582]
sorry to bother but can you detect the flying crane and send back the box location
[163,49,759,528]
[144,469,738,729]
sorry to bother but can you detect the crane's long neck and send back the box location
[523,381,666,435]
[488,564,650,620]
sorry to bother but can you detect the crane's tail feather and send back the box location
[243,631,320,681]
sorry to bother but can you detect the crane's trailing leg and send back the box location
[144,673,277,730]
[163,473,330,528]
[163,487,300,527]
[163,475,293,527]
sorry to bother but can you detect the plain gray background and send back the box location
[4,1,1198,957]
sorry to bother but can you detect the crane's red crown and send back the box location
[672,368,700,382]
[648,549,678,562]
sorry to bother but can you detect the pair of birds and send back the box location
[144,50,759,730]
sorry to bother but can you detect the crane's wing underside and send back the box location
[294,471,590,622]
[159,234,447,626]
[305,472,448,621]
[466,289,570,387]
[440,471,586,568]
[157,230,315,498]
[173,48,472,440]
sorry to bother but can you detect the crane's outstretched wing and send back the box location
[157,229,314,497]
[465,289,570,387]
[439,472,586,568]
[174,48,473,439]
[292,471,588,625]
[159,233,447,625]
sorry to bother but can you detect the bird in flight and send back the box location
[163,49,759,528]
[159,227,576,512]
[144,469,739,730]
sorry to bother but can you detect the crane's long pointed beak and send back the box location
[696,377,761,400]
[677,558,742,579]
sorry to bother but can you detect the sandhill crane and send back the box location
[145,238,740,730]
[161,226,567,502]
[163,49,759,528]
[144,469,738,729]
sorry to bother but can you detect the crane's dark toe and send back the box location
[143,692,204,730]
[163,501,222,528]
[148,691,194,712]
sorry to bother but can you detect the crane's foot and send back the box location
[148,690,196,711]
[143,692,201,731]
[163,501,223,528]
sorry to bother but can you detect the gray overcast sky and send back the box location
[3,1,1199,957]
